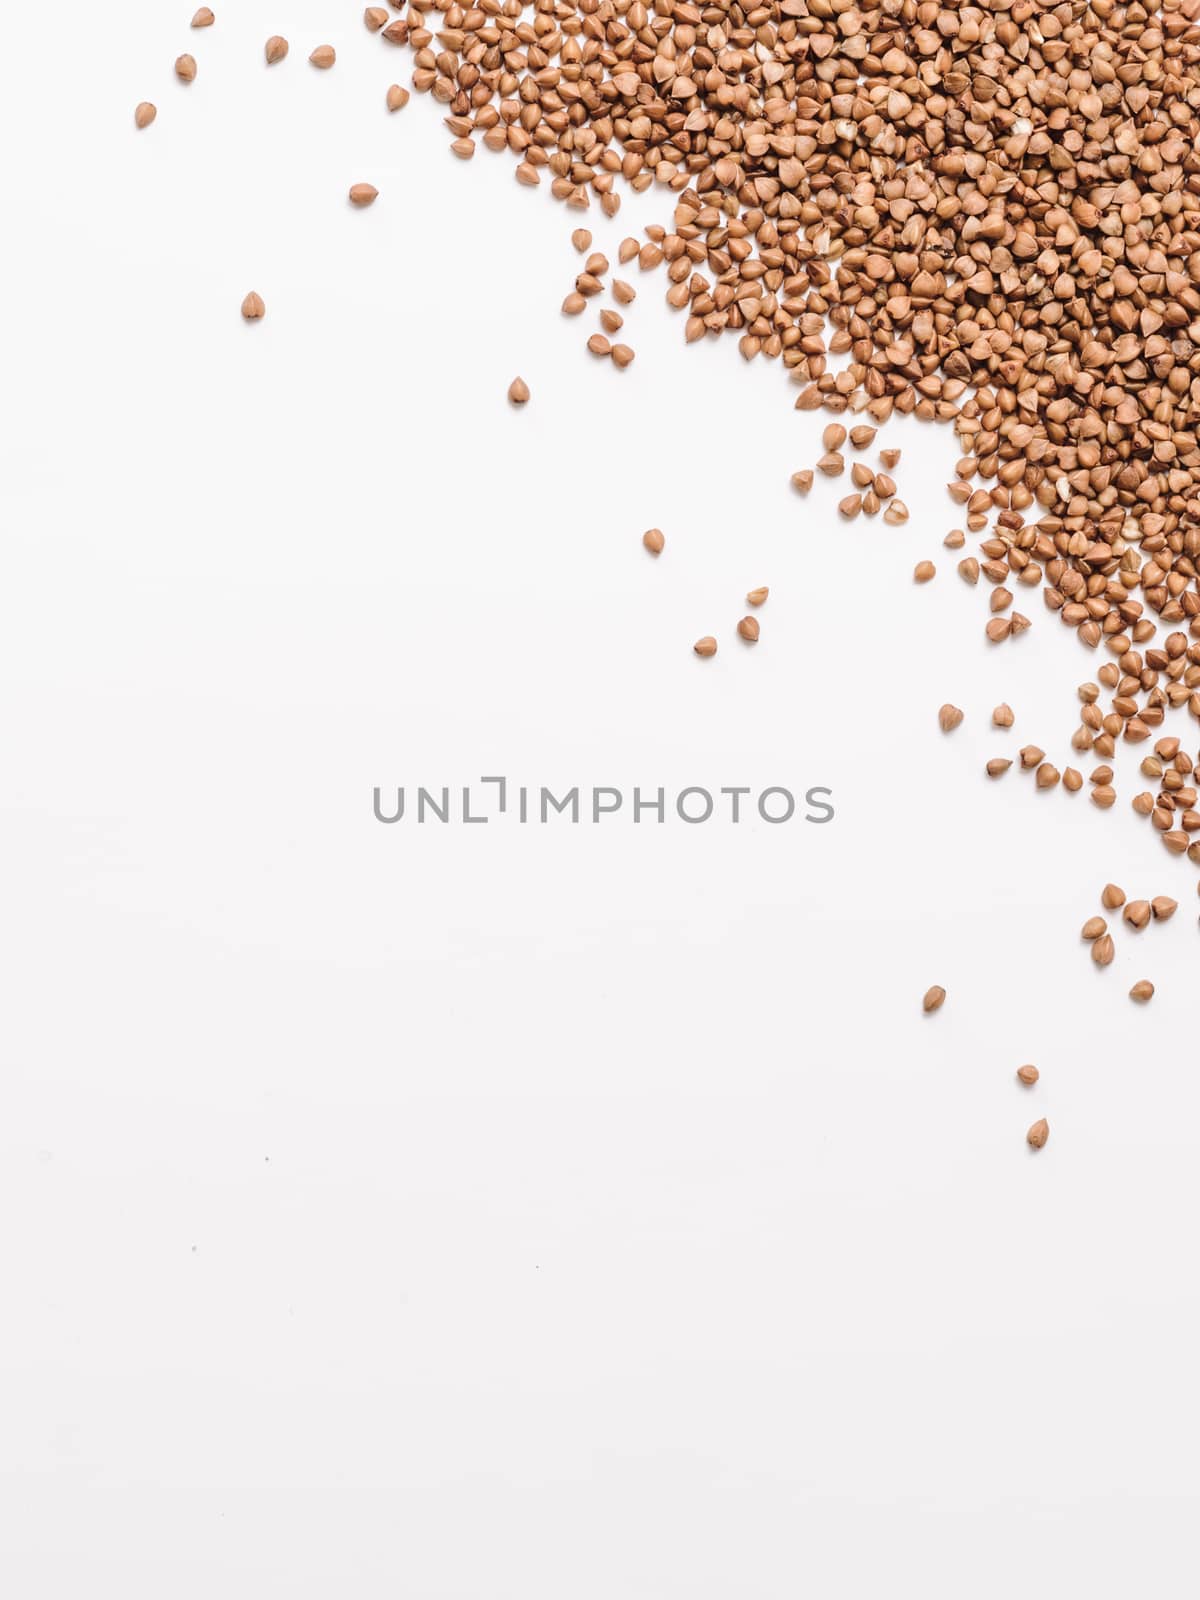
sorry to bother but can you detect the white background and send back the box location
[3,4,1200,1595]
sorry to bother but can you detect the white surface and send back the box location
[3,4,1199,1595]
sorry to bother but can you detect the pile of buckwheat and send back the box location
[360,0,1200,849]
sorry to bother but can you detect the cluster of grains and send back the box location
[138,3,1200,759]
[949,688,1200,853]
[1081,879,1173,993]
[561,238,640,364]
[951,526,1034,640]
[793,423,911,523]
[1056,678,1200,856]
[1131,734,1200,853]
[987,705,1200,857]
[357,0,1200,764]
